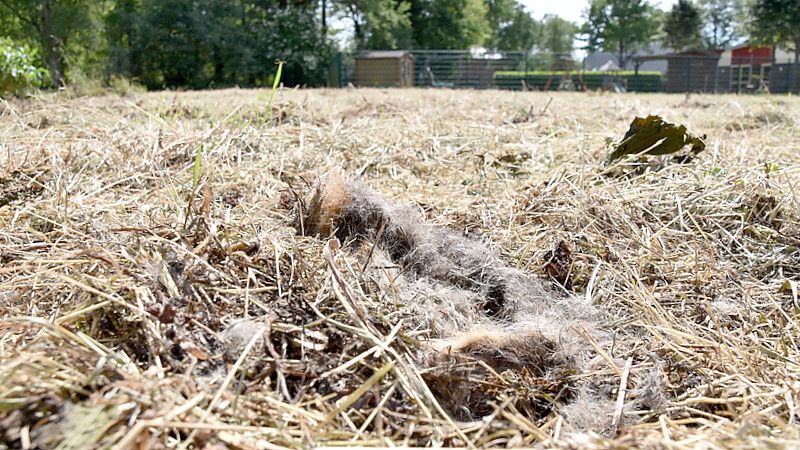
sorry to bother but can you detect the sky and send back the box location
[520,0,679,24]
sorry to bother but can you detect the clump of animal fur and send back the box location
[298,174,562,322]
[294,174,647,430]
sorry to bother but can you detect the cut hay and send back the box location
[1,89,799,449]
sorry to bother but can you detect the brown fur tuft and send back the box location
[301,172,351,237]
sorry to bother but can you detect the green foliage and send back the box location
[540,14,577,54]
[750,0,800,62]
[342,0,536,51]
[494,70,664,92]
[486,0,538,51]
[105,0,334,89]
[581,0,659,67]
[698,0,739,47]
[484,2,576,54]
[338,0,412,49]
[364,0,413,49]
[0,37,46,95]
[662,0,703,50]
[409,0,490,48]
[0,0,103,87]
[109,75,145,96]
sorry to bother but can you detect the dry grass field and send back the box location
[1,88,799,449]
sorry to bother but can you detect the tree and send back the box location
[539,14,576,54]
[0,0,98,87]
[750,0,800,62]
[582,0,659,68]
[485,0,539,51]
[662,0,703,50]
[698,0,738,47]
[105,0,334,89]
[534,14,577,70]
[336,0,412,49]
[409,0,490,49]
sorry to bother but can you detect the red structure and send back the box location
[731,46,772,66]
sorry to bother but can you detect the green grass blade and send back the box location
[267,60,284,111]
[192,144,203,192]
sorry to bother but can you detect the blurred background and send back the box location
[0,0,797,94]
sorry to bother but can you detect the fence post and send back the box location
[464,52,469,88]
[329,51,343,87]
[714,64,719,94]
[524,52,529,75]
[338,52,344,87]
[787,63,791,94]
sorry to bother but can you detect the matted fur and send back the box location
[298,173,630,428]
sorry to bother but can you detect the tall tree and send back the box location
[750,0,800,62]
[539,14,576,54]
[662,0,703,50]
[485,0,539,51]
[409,0,490,49]
[337,0,412,49]
[582,0,659,68]
[698,0,738,48]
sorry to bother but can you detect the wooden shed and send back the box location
[353,51,415,87]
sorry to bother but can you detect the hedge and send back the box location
[494,70,664,92]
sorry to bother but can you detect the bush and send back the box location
[494,70,665,92]
[108,75,145,96]
[0,38,47,96]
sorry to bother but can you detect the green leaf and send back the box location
[267,61,285,111]
[764,162,781,174]
[192,145,203,192]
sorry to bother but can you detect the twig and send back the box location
[611,357,633,431]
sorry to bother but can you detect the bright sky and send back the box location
[520,0,679,23]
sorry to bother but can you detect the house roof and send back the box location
[583,44,672,72]
[596,60,621,71]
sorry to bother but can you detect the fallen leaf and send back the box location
[609,115,705,162]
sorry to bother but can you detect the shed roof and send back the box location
[357,50,414,59]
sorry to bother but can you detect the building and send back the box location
[584,44,672,74]
[636,50,722,93]
[717,44,798,93]
[353,51,415,87]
